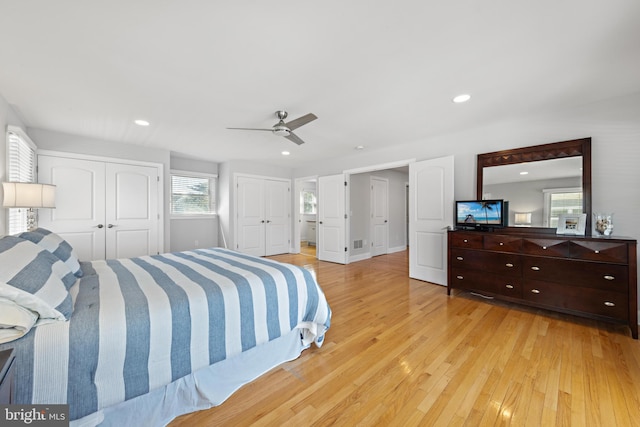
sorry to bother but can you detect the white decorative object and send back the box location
[593,213,614,236]
[556,213,587,235]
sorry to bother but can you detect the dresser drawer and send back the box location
[483,234,522,252]
[569,240,628,263]
[450,249,521,277]
[521,238,570,257]
[522,257,628,292]
[522,279,628,320]
[449,232,483,249]
[450,268,522,298]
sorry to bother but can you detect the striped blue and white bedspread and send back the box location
[0,248,331,421]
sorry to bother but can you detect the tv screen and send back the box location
[456,199,506,228]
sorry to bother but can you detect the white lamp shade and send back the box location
[514,212,532,224]
[2,182,56,208]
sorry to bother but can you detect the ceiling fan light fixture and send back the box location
[272,125,290,136]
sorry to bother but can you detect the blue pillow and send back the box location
[0,236,73,320]
[18,228,83,278]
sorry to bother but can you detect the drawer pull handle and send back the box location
[506,284,514,289]
[499,242,504,246]
[594,250,600,254]
[456,275,464,280]
[456,256,463,261]
[505,263,514,268]
[531,266,540,271]
[604,301,615,307]
[542,246,547,250]
[463,239,468,243]
[604,275,615,281]
[531,289,541,294]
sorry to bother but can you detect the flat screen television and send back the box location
[455,199,507,230]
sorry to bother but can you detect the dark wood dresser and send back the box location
[447,229,638,339]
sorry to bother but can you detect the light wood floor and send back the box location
[171,250,640,426]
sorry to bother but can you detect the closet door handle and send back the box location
[108,224,116,228]
[96,224,104,229]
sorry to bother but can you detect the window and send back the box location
[6,126,37,234]
[300,190,317,214]
[170,171,217,216]
[543,187,583,228]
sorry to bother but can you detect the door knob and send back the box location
[107,224,116,228]
[97,224,104,228]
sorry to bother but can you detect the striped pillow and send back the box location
[0,236,73,321]
[18,228,83,278]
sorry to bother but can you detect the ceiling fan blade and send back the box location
[284,132,306,145]
[284,113,317,131]
[226,127,273,131]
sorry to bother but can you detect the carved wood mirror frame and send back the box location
[477,137,592,235]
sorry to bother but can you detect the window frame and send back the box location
[169,169,217,219]
[6,126,37,234]
[542,186,583,228]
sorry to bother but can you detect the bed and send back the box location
[0,229,331,426]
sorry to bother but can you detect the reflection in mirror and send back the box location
[482,157,583,227]
[476,137,592,234]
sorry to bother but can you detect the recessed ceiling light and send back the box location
[520,171,529,175]
[452,94,471,103]
[281,151,290,156]
[355,145,365,150]
[134,119,150,126]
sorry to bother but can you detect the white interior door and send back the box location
[371,176,389,257]
[37,155,107,261]
[318,174,347,264]
[409,156,454,285]
[236,176,266,256]
[105,163,159,259]
[265,179,290,256]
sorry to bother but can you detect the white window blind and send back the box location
[170,172,217,216]
[6,128,37,234]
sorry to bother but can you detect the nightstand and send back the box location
[0,348,16,404]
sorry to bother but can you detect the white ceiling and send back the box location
[1,1,639,169]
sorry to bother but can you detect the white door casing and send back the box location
[409,156,454,285]
[37,154,162,261]
[318,174,347,264]
[371,176,389,257]
[235,175,291,257]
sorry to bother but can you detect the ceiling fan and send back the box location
[227,110,317,145]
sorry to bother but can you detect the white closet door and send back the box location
[236,176,266,256]
[105,163,159,259]
[265,179,290,256]
[38,155,107,261]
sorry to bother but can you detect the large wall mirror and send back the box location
[477,138,592,234]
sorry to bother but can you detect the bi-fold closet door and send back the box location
[37,154,161,261]
[236,175,290,257]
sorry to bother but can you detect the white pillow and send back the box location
[0,297,38,344]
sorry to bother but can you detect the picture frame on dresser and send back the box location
[556,213,586,235]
